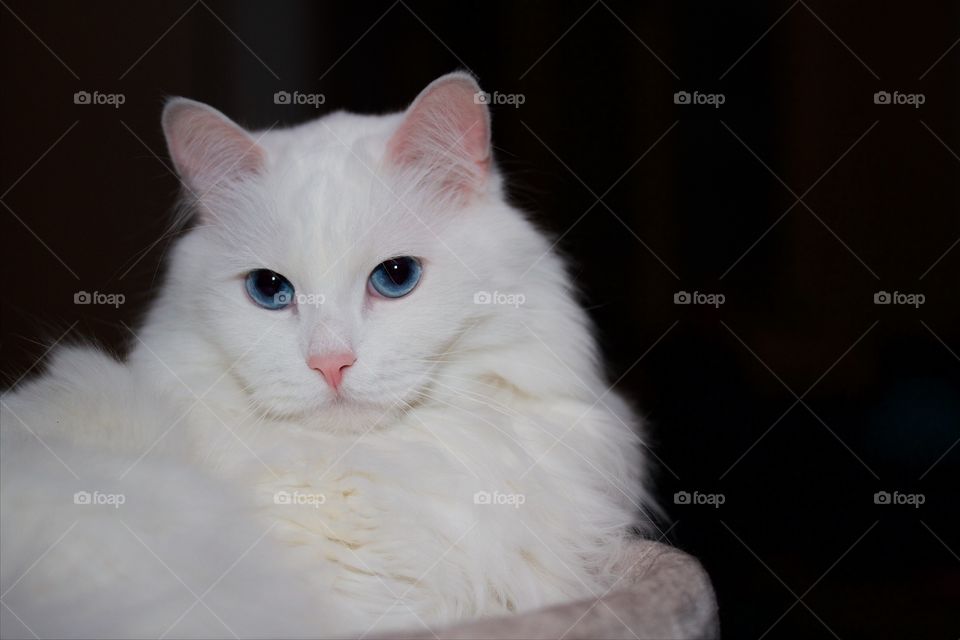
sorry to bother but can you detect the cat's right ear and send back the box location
[161,98,265,197]
[386,73,491,204]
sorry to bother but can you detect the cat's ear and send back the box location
[386,72,491,202]
[161,98,265,196]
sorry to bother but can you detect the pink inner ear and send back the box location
[163,100,265,195]
[387,75,491,197]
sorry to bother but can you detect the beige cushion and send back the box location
[385,539,719,639]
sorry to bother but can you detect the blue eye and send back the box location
[245,269,295,309]
[369,257,422,298]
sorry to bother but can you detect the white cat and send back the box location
[0,72,653,638]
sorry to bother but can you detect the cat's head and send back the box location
[159,73,592,432]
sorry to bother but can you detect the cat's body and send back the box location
[0,74,651,638]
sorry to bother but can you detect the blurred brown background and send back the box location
[2,1,958,637]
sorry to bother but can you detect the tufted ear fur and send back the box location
[161,97,265,198]
[386,72,491,203]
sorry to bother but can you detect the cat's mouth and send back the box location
[252,392,413,435]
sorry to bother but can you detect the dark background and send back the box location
[2,1,958,637]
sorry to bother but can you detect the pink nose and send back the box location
[307,352,356,391]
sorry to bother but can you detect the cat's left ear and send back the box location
[386,72,491,202]
[161,98,265,197]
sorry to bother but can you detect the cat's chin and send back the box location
[283,398,405,435]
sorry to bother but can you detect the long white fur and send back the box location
[0,73,652,639]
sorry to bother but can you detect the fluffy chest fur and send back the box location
[167,352,643,633]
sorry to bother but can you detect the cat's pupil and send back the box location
[256,271,283,295]
[383,259,410,285]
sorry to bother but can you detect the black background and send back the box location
[2,2,958,638]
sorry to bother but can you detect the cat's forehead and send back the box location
[247,111,435,277]
[258,112,400,176]
[263,113,407,208]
